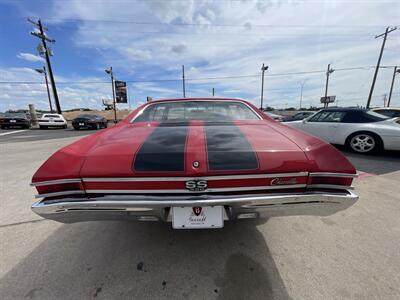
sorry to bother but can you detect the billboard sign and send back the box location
[114,80,128,103]
[320,96,336,103]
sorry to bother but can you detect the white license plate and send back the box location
[49,118,54,122]
[79,123,84,126]
[172,206,224,229]
[10,120,16,123]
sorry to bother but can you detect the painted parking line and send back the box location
[12,135,37,139]
[356,171,378,180]
[0,130,28,137]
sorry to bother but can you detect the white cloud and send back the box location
[122,49,152,61]
[16,52,44,62]
[3,0,400,111]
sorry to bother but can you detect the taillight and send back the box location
[307,173,356,189]
[308,176,353,186]
[33,180,84,197]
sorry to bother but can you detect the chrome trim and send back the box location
[307,184,354,190]
[86,184,307,194]
[31,190,359,223]
[309,172,358,178]
[35,190,85,199]
[30,178,82,187]
[82,172,309,182]
[129,99,263,122]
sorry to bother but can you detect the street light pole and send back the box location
[299,81,305,110]
[324,64,335,108]
[182,65,186,98]
[35,66,53,112]
[105,67,117,124]
[388,66,400,107]
[260,63,269,110]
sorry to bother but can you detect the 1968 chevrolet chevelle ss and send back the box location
[31,98,358,229]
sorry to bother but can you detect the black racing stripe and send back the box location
[204,123,259,171]
[133,122,189,172]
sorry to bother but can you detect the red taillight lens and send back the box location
[36,182,84,195]
[308,176,353,186]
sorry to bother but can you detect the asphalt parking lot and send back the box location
[1,129,400,299]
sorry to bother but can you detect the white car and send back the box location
[38,113,68,129]
[286,108,400,154]
[265,111,284,121]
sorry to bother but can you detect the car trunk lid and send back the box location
[77,121,314,194]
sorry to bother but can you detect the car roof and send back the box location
[320,107,367,112]
[372,108,400,111]
[147,97,248,104]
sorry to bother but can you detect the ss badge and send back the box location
[185,180,208,191]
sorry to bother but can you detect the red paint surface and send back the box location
[32,98,356,194]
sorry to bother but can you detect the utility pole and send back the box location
[260,63,269,110]
[299,81,305,109]
[324,64,335,108]
[28,18,61,114]
[366,26,397,108]
[212,88,215,97]
[182,65,186,98]
[35,66,53,112]
[388,66,400,107]
[105,67,117,123]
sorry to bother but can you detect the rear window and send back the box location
[43,114,60,118]
[133,101,260,123]
[373,110,400,118]
[342,111,389,123]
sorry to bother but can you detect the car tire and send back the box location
[345,131,382,154]
[63,125,67,129]
[39,125,46,129]
[74,127,79,130]
[0,126,5,129]
[103,122,108,128]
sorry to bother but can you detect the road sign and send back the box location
[320,96,336,103]
[102,99,113,106]
[114,80,128,103]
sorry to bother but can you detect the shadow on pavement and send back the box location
[0,221,290,300]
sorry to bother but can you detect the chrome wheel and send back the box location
[350,134,375,153]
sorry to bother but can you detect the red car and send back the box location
[31,98,358,229]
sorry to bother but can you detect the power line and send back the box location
[36,17,399,29]
[0,65,395,85]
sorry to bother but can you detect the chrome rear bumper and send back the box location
[31,190,358,224]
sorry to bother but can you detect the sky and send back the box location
[0,0,399,112]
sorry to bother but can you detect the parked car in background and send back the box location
[372,108,400,118]
[265,111,284,121]
[287,108,400,154]
[31,98,358,228]
[282,111,315,122]
[72,114,108,130]
[0,112,31,129]
[38,113,67,129]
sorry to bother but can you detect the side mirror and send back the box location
[302,119,307,124]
